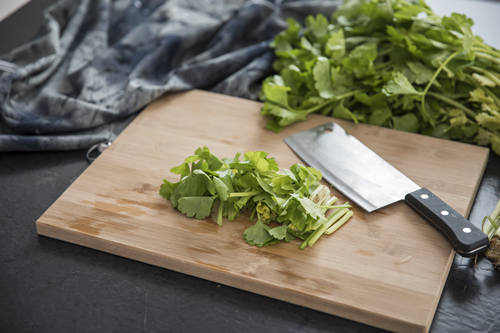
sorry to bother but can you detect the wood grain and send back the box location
[36,90,489,333]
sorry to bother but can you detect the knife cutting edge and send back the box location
[284,122,489,257]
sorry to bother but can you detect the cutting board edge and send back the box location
[36,219,427,333]
[464,148,490,218]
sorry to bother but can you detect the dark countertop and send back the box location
[1,1,499,332]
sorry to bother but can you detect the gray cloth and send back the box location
[0,0,339,151]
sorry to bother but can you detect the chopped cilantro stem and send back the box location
[300,231,317,249]
[307,208,349,247]
[325,210,354,235]
[320,204,352,209]
[324,196,338,206]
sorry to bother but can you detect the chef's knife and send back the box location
[284,122,489,257]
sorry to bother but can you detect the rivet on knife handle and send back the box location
[405,188,489,257]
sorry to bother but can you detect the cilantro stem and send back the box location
[421,51,459,119]
[427,91,476,117]
[469,65,500,87]
[307,208,349,247]
[482,87,500,111]
[217,201,224,226]
[473,48,500,60]
[320,204,352,209]
[333,90,361,101]
[482,216,500,240]
[475,52,500,66]
[300,231,316,249]
[325,210,353,235]
[229,191,260,197]
[463,72,500,110]
[298,90,361,114]
[482,199,500,240]
[321,196,338,209]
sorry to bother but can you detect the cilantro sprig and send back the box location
[481,198,500,267]
[160,147,353,248]
[260,0,500,155]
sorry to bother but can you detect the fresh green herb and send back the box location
[260,0,500,155]
[481,199,500,267]
[160,147,353,248]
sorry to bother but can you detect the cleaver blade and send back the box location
[284,122,489,257]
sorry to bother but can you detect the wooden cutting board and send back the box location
[36,90,489,333]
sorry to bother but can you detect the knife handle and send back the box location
[405,188,489,257]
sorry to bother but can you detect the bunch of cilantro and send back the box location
[160,147,353,248]
[260,0,500,155]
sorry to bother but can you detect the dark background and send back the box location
[1,1,499,332]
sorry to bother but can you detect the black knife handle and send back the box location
[405,188,489,257]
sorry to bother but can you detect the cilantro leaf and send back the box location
[194,147,223,171]
[260,100,308,128]
[333,102,358,124]
[325,29,345,60]
[177,196,216,219]
[268,224,288,240]
[244,151,279,173]
[170,163,190,177]
[392,113,419,133]
[382,72,420,96]
[159,179,177,200]
[213,177,229,201]
[169,170,214,207]
[271,18,301,54]
[342,42,377,79]
[368,107,392,126]
[262,79,291,107]
[313,57,335,98]
[243,221,275,247]
[406,62,434,84]
[292,194,325,219]
[305,14,329,42]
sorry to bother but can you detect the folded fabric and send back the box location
[0,0,339,151]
